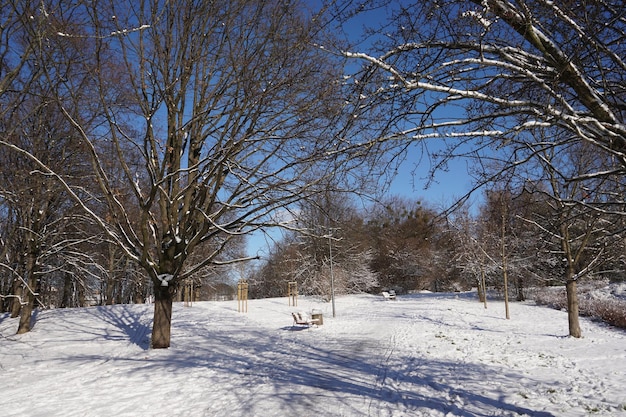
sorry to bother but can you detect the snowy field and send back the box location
[1,292,625,417]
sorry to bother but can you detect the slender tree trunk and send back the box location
[105,251,118,305]
[480,262,487,309]
[152,283,174,349]
[133,277,145,304]
[78,282,86,307]
[516,277,525,302]
[60,272,72,308]
[565,267,582,338]
[134,291,145,304]
[501,209,510,320]
[477,277,485,303]
[17,247,38,334]
[502,267,510,320]
[105,278,116,305]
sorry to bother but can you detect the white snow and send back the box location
[461,10,494,29]
[1,292,625,416]
[157,273,174,286]
[109,25,151,37]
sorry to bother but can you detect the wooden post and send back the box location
[237,280,248,313]
[287,281,297,306]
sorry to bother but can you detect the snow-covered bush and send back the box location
[533,283,626,330]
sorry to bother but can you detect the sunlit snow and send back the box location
[1,291,625,416]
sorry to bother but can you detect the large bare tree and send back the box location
[1,0,388,348]
[336,0,626,337]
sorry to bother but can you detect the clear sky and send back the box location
[244,1,481,259]
[332,2,481,210]
[245,148,478,260]
[386,142,477,209]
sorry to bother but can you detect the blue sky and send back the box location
[244,2,482,259]
[245,149,478,260]
[386,142,477,209]
[334,2,481,209]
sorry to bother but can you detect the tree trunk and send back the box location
[17,296,34,334]
[133,286,145,304]
[501,209,510,320]
[480,265,487,309]
[502,267,510,320]
[565,272,582,338]
[105,276,117,305]
[60,273,72,308]
[477,278,485,302]
[105,249,118,305]
[516,277,525,302]
[78,283,86,307]
[17,248,38,334]
[10,279,22,318]
[151,284,174,349]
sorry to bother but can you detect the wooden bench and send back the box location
[382,291,396,301]
[292,311,320,327]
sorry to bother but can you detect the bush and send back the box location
[580,296,626,330]
[533,283,626,330]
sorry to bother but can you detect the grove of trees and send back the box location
[1,0,625,346]
[0,0,393,348]
[252,190,625,308]
[332,0,626,337]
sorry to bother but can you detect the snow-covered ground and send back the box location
[1,292,625,416]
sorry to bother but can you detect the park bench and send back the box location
[291,311,320,327]
[382,291,396,301]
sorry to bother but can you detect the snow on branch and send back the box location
[157,274,174,287]
[56,24,151,39]
[343,50,537,110]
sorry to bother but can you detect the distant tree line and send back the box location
[251,186,626,301]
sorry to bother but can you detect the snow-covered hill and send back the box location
[1,292,625,416]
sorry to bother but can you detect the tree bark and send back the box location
[105,277,117,306]
[565,271,582,338]
[60,272,72,308]
[477,277,485,303]
[516,277,525,302]
[105,246,118,305]
[501,205,510,320]
[17,245,38,334]
[479,262,487,309]
[502,266,510,320]
[151,284,174,349]
[10,279,22,318]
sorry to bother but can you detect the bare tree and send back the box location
[0,0,108,331]
[518,139,624,337]
[0,0,388,348]
[336,0,626,336]
[339,1,625,170]
[0,84,92,331]
[451,209,495,307]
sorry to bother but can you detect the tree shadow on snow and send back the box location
[60,318,558,417]
[87,305,152,350]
